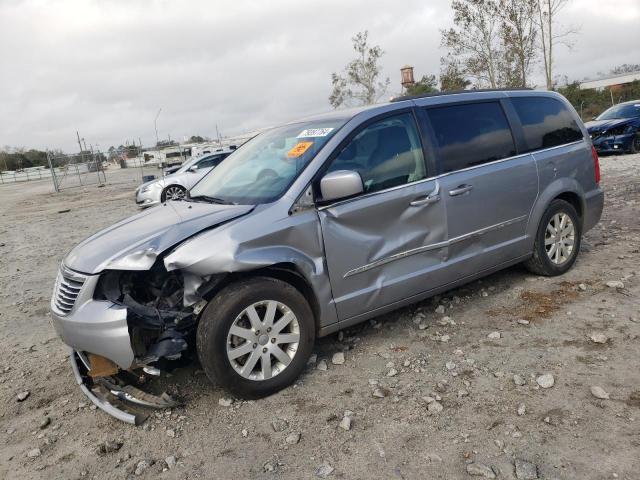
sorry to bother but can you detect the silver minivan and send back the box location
[51,90,603,422]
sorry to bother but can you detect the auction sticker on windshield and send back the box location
[287,141,314,158]
[297,127,334,138]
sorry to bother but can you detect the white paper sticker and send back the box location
[297,127,334,138]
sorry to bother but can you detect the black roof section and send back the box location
[390,88,533,103]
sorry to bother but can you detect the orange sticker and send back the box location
[287,141,313,158]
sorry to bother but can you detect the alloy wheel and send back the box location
[165,186,185,200]
[544,212,575,265]
[226,300,300,381]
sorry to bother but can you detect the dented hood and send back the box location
[64,201,254,274]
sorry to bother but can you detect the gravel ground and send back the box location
[0,155,639,480]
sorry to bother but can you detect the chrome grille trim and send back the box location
[53,265,88,315]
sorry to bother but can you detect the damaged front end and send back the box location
[66,262,222,424]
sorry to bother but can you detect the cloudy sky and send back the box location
[1,0,639,152]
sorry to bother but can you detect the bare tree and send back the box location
[441,0,502,88]
[537,0,577,90]
[329,31,390,108]
[496,0,537,87]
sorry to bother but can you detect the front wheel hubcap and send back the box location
[545,212,575,265]
[165,186,185,200]
[226,300,300,381]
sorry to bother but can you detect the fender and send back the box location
[526,177,585,248]
[163,208,340,329]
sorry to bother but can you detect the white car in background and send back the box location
[135,148,234,207]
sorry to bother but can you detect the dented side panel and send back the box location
[319,178,449,320]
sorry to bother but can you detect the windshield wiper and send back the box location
[188,194,235,205]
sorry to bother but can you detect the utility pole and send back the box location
[216,124,221,144]
[154,108,162,146]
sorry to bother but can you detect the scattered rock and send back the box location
[589,333,609,344]
[317,359,328,371]
[372,387,387,398]
[166,429,176,438]
[427,401,443,414]
[466,462,496,478]
[165,455,177,470]
[331,352,345,365]
[487,332,501,340]
[517,319,530,326]
[271,418,289,432]
[513,374,526,386]
[536,374,555,389]
[339,415,352,431]
[134,460,152,476]
[16,391,30,402]
[95,440,123,456]
[435,305,445,314]
[307,353,317,365]
[26,448,41,459]
[446,362,457,371]
[514,459,538,479]
[39,417,51,430]
[578,283,587,291]
[387,368,398,377]
[517,403,526,416]
[285,431,301,445]
[605,280,624,289]
[315,463,334,478]
[439,334,451,343]
[591,386,610,400]
[218,397,233,407]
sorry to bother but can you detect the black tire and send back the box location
[630,134,640,154]
[161,185,186,202]
[524,199,582,276]
[196,277,315,399]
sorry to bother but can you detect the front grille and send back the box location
[53,266,87,315]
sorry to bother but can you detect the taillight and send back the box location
[591,145,600,184]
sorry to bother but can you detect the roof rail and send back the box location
[390,87,534,103]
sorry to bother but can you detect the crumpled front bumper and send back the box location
[51,281,136,369]
[590,133,634,153]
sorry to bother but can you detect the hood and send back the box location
[64,201,254,274]
[585,118,633,133]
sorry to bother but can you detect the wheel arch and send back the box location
[527,178,586,246]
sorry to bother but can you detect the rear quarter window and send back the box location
[426,102,516,174]
[511,97,583,151]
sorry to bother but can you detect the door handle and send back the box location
[448,184,473,196]
[410,182,440,207]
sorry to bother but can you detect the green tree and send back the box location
[440,58,472,91]
[496,0,538,87]
[329,31,390,108]
[405,75,439,96]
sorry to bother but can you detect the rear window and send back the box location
[511,97,583,151]
[426,102,516,174]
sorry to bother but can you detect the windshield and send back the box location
[189,119,345,204]
[597,103,640,120]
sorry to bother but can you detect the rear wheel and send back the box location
[161,185,186,202]
[196,277,315,398]
[524,199,581,276]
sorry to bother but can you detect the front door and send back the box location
[424,101,538,279]
[318,111,448,320]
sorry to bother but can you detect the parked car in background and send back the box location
[585,100,640,154]
[51,90,602,423]
[163,147,235,176]
[135,148,234,207]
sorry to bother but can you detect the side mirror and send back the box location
[188,166,198,173]
[320,170,363,202]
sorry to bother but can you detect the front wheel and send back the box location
[630,134,640,154]
[196,277,315,399]
[161,185,186,202]
[524,199,582,276]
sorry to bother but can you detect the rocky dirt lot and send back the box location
[0,156,639,480]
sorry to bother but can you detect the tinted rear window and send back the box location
[511,97,583,151]
[426,102,516,174]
